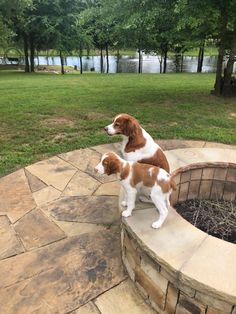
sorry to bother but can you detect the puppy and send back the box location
[95,152,176,229]
[104,113,170,173]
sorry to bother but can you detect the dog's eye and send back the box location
[114,122,120,127]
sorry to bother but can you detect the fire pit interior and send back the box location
[171,162,236,244]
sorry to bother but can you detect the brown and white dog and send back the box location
[95,152,176,229]
[104,113,170,173]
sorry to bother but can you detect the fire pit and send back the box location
[121,148,236,314]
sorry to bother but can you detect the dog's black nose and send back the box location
[104,126,108,132]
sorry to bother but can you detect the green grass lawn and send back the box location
[0,71,235,177]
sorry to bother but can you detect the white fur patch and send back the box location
[122,128,160,161]
[157,168,170,181]
[148,167,154,176]
[95,153,108,174]
[105,123,117,135]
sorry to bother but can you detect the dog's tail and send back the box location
[170,177,177,191]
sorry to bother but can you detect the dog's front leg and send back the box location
[121,188,128,207]
[122,188,137,218]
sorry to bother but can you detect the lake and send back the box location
[7,53,236,73]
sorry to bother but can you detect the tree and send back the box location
[0,0,33,72]
[178,0,236,96]
[79,1,118,73]
[111,0,157,73]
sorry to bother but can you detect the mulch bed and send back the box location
[175,199,236,244]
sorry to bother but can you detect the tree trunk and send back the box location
[163,49,168,73]
[116,49,120,73]
[60,50,65,74]
[79,46,83,74]
[222,26,236,96]
[86,47,90,59]
[214,44,225,95]
[79,51,83,74]
[181,53,184,72]
[197,42,205,73]
[105,45,109,73]
[159,55,163,73]
[46,50,49,66]
[138,48,142,73]
[29,34,35,73]
[36,51,39,67]
[100,48,103,73]
[213,8,228,96]
[23,35,30,73]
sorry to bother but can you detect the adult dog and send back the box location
[104,113,170,173]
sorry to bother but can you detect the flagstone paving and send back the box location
[0,140,235,314]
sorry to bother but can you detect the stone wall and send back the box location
[122,229,236,314]
[171,162,236,205]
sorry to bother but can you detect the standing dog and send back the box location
[104,113,170,173]
[95,152,176,229]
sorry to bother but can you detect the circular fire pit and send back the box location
[121,148,236,314]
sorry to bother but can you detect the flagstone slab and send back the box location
[165,148,236,173]
[0,229,125,313]
[59,148,98,172]
[54,221,107,237]
[72,302,100,314]
[26,156,77,191]
[63,170,101,197]
[46,196,120,224]
[158,139,206,151]
[204,142,236,150]
[180,235,236,304]
[14,209,66,250]
[0,216,25,260]
[0,169,36,223]
[95,279,155,314]
[25,169,47,192]
[92,142,122,155]
[33,186,61,206]
[60,148,116,183]
[94,181,120,196]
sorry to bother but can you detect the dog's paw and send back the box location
[152,220,163,229]
[121,200,128,207]
[122,210,132,218]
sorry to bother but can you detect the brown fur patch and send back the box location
[170,177,177,191]
[157,176,176,193]
[158,180,171,193]
[102,153,122,175]
[139,148,170,173]
[102,152,130,180]
[130,163,159,187]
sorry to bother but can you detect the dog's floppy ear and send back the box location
[106,160,120,175]
[123,118,138,137]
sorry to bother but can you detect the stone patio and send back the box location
[0,140,235,314]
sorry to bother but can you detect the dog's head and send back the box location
[94,152,122,175]
[104,113,141,137]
